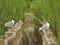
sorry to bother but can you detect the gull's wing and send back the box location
[39,25,49,30]
[5,21,14,27]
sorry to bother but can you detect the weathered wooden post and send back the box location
[24,13,32,27]
[5,32,16,45]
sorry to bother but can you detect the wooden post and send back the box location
[24,13,32,27]
[4,21,23,45]
[46,32,53,38]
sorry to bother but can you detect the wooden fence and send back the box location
[0,20,23,45]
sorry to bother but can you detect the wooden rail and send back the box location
[0,20,23,45]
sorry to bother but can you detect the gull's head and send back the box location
[12,19,15,24]
[39,27,42,31]
[46,22,50,27]
[39,28,41,30]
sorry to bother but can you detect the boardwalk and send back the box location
[22,24,43,45]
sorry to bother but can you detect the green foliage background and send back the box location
[0,0,60,45]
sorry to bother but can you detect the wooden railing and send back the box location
[42,29,57,45]
[0,20,23,45]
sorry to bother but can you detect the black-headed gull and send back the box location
[39,22,50,31]
[5,19,15,28]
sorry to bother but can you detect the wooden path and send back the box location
[22,24,43,45]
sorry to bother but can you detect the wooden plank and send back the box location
[22,33,28,45]
[26,32,33,45]
[30,32,40,45]
[34,30,43,45]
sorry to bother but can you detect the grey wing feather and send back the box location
[41,25,48,30]
[5,21,14,27]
